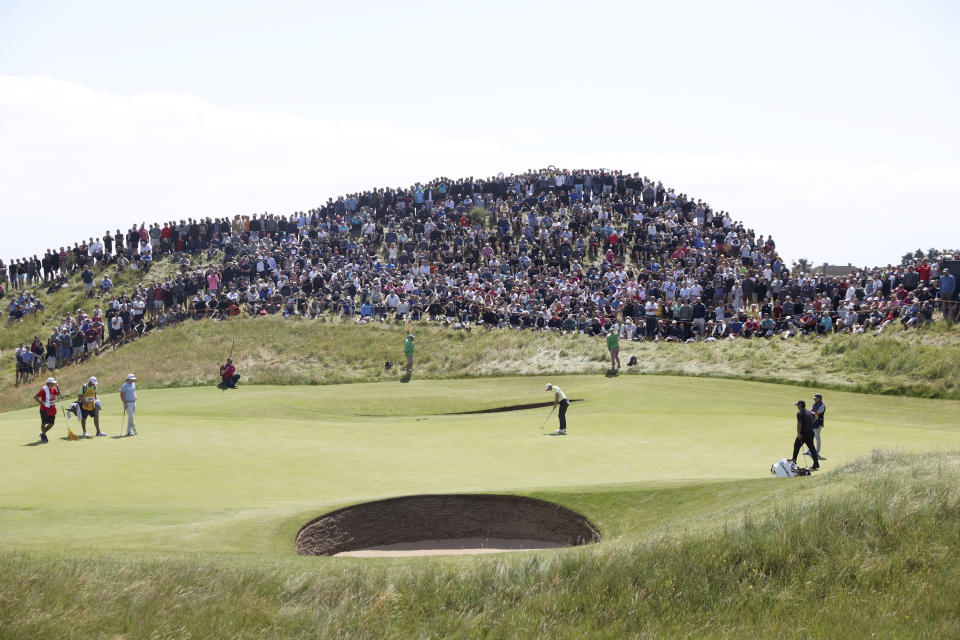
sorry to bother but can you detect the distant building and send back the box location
[818,263,858,277]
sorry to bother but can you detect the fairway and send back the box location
[2,374,959,556]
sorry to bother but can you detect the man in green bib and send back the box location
[404,334,415,374]
[606,330,621,370]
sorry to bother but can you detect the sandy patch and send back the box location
[336,537,565,557]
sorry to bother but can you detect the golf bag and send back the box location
[771,458,811,477]
[67,399,102,420]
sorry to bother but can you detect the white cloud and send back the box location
[0,76,501,256]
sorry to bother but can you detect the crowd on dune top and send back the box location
[3,167,958,382]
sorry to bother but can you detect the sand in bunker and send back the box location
[336,537,566,557]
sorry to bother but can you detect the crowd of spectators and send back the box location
[3,167,957,382]
[5,291,45,327]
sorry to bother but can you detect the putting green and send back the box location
[2,375,958,555]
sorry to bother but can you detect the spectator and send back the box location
[81,266,95,297]
[940,269,956,320]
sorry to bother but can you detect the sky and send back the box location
[1,0,957,269]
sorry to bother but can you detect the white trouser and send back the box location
[812,426,822,453]
[125,402,137,433]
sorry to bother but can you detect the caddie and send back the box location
[34,377,60,444]
[78,376,106,437]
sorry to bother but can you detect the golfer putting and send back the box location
[544,383,570,435]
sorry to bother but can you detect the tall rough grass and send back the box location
[1,450,957,638]
[3,312,959,410]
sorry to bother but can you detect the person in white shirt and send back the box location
[385,292,400,313]
[119,373,138,436]
[109,314,124,342]
[662,279,676,301]
[644,299,659,340]
[131,297,146,321]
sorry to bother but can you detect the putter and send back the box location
[221,339,236,392]
[56,386,68,422]
[539,406,556,431]
[49,385,67,440]
[121,406,127,436]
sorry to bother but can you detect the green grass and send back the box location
[3,375,959,554]
[1,376,960,636]
[2,450,959,638]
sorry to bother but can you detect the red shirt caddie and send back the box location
[35,386,59,416]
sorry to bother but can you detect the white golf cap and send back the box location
[89,376,98,384]
[126,373,137,381]
[46,377,57,384]
[545,383,552,390]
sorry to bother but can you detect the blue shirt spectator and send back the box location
[940,269,955,295]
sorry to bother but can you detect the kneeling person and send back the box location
[219,358,240,389]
